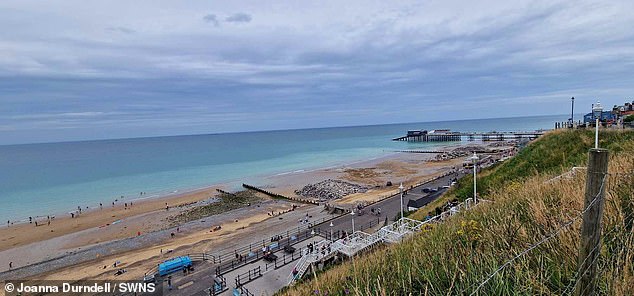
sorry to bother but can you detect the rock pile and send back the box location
[432,146,485,161]
[487,140,518,147]
[295,179,368,200]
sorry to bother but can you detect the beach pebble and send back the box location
[295,179,368,200]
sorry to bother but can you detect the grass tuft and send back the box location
[279,130,634,295]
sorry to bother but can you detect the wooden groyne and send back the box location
[393,130,545,142]
[242,184,319,205]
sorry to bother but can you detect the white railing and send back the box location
[288,249,310,285]
[288,239,341,284]
[287,197,477,285]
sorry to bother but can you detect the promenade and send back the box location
[154,171,464,296]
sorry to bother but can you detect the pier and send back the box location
[393,130,545,142]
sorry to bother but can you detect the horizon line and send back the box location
[1,113,570,147]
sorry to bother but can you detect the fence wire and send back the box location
[467,174,609,295]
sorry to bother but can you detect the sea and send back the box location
[0,115,565,222]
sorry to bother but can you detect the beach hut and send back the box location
[158,256,193,276]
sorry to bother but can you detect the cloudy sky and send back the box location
[2,0,633,144]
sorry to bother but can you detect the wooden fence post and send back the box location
[575,148,609,296]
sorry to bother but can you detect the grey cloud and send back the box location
[105,26,135,34]
[203,14,219,26]
[2,1,634,145]
[225,13,252,23]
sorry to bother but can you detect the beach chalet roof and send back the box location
[407,197,433,209]
[407,189,446,209]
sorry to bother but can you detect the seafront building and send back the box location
[582,100,634,126]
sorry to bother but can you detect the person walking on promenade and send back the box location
[9,262,12,270]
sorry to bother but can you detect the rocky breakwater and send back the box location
[432,145,485,161]
[295,179,368,200]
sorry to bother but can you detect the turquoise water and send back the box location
[0,115,563,221]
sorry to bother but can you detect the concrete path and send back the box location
[160,170,465,295]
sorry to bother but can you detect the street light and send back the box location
[350,210,355,234]
[593,101,603,149]
[570,97,575,127]
[398,183,405,220]
[468,152,479,204]
[329,222,334,241]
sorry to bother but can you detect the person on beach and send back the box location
[100,203,103,209]
[9,262,12,270]
[71,212,74,218]
[29,217,32,224]
[7,220,9,227]
[47,220,50,226]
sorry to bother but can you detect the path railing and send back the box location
[207,274,227,296]
[235,266,262,288]
[212,214,345,275]
[288,197,477,285]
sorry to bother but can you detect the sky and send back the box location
[1,0,634,145]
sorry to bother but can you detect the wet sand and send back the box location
[0,144,492,278]
[0,186,225,252]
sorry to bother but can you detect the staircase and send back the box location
[286,198,477,285]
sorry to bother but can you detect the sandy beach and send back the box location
[0,142,511,280]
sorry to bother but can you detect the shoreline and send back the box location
[0,141,507,276]
[2,147,429,227]
[0,151,409,255]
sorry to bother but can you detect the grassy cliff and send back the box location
[279,130,634,295]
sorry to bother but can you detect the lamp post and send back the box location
[468,152,479,204]
[350,210,355,234]
[329,222,334,241]
[398,183,405,220]
[593,101,603,149]
[570,97,575,127]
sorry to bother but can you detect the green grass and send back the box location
[280,129,634,295]
[452,129,634,200]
